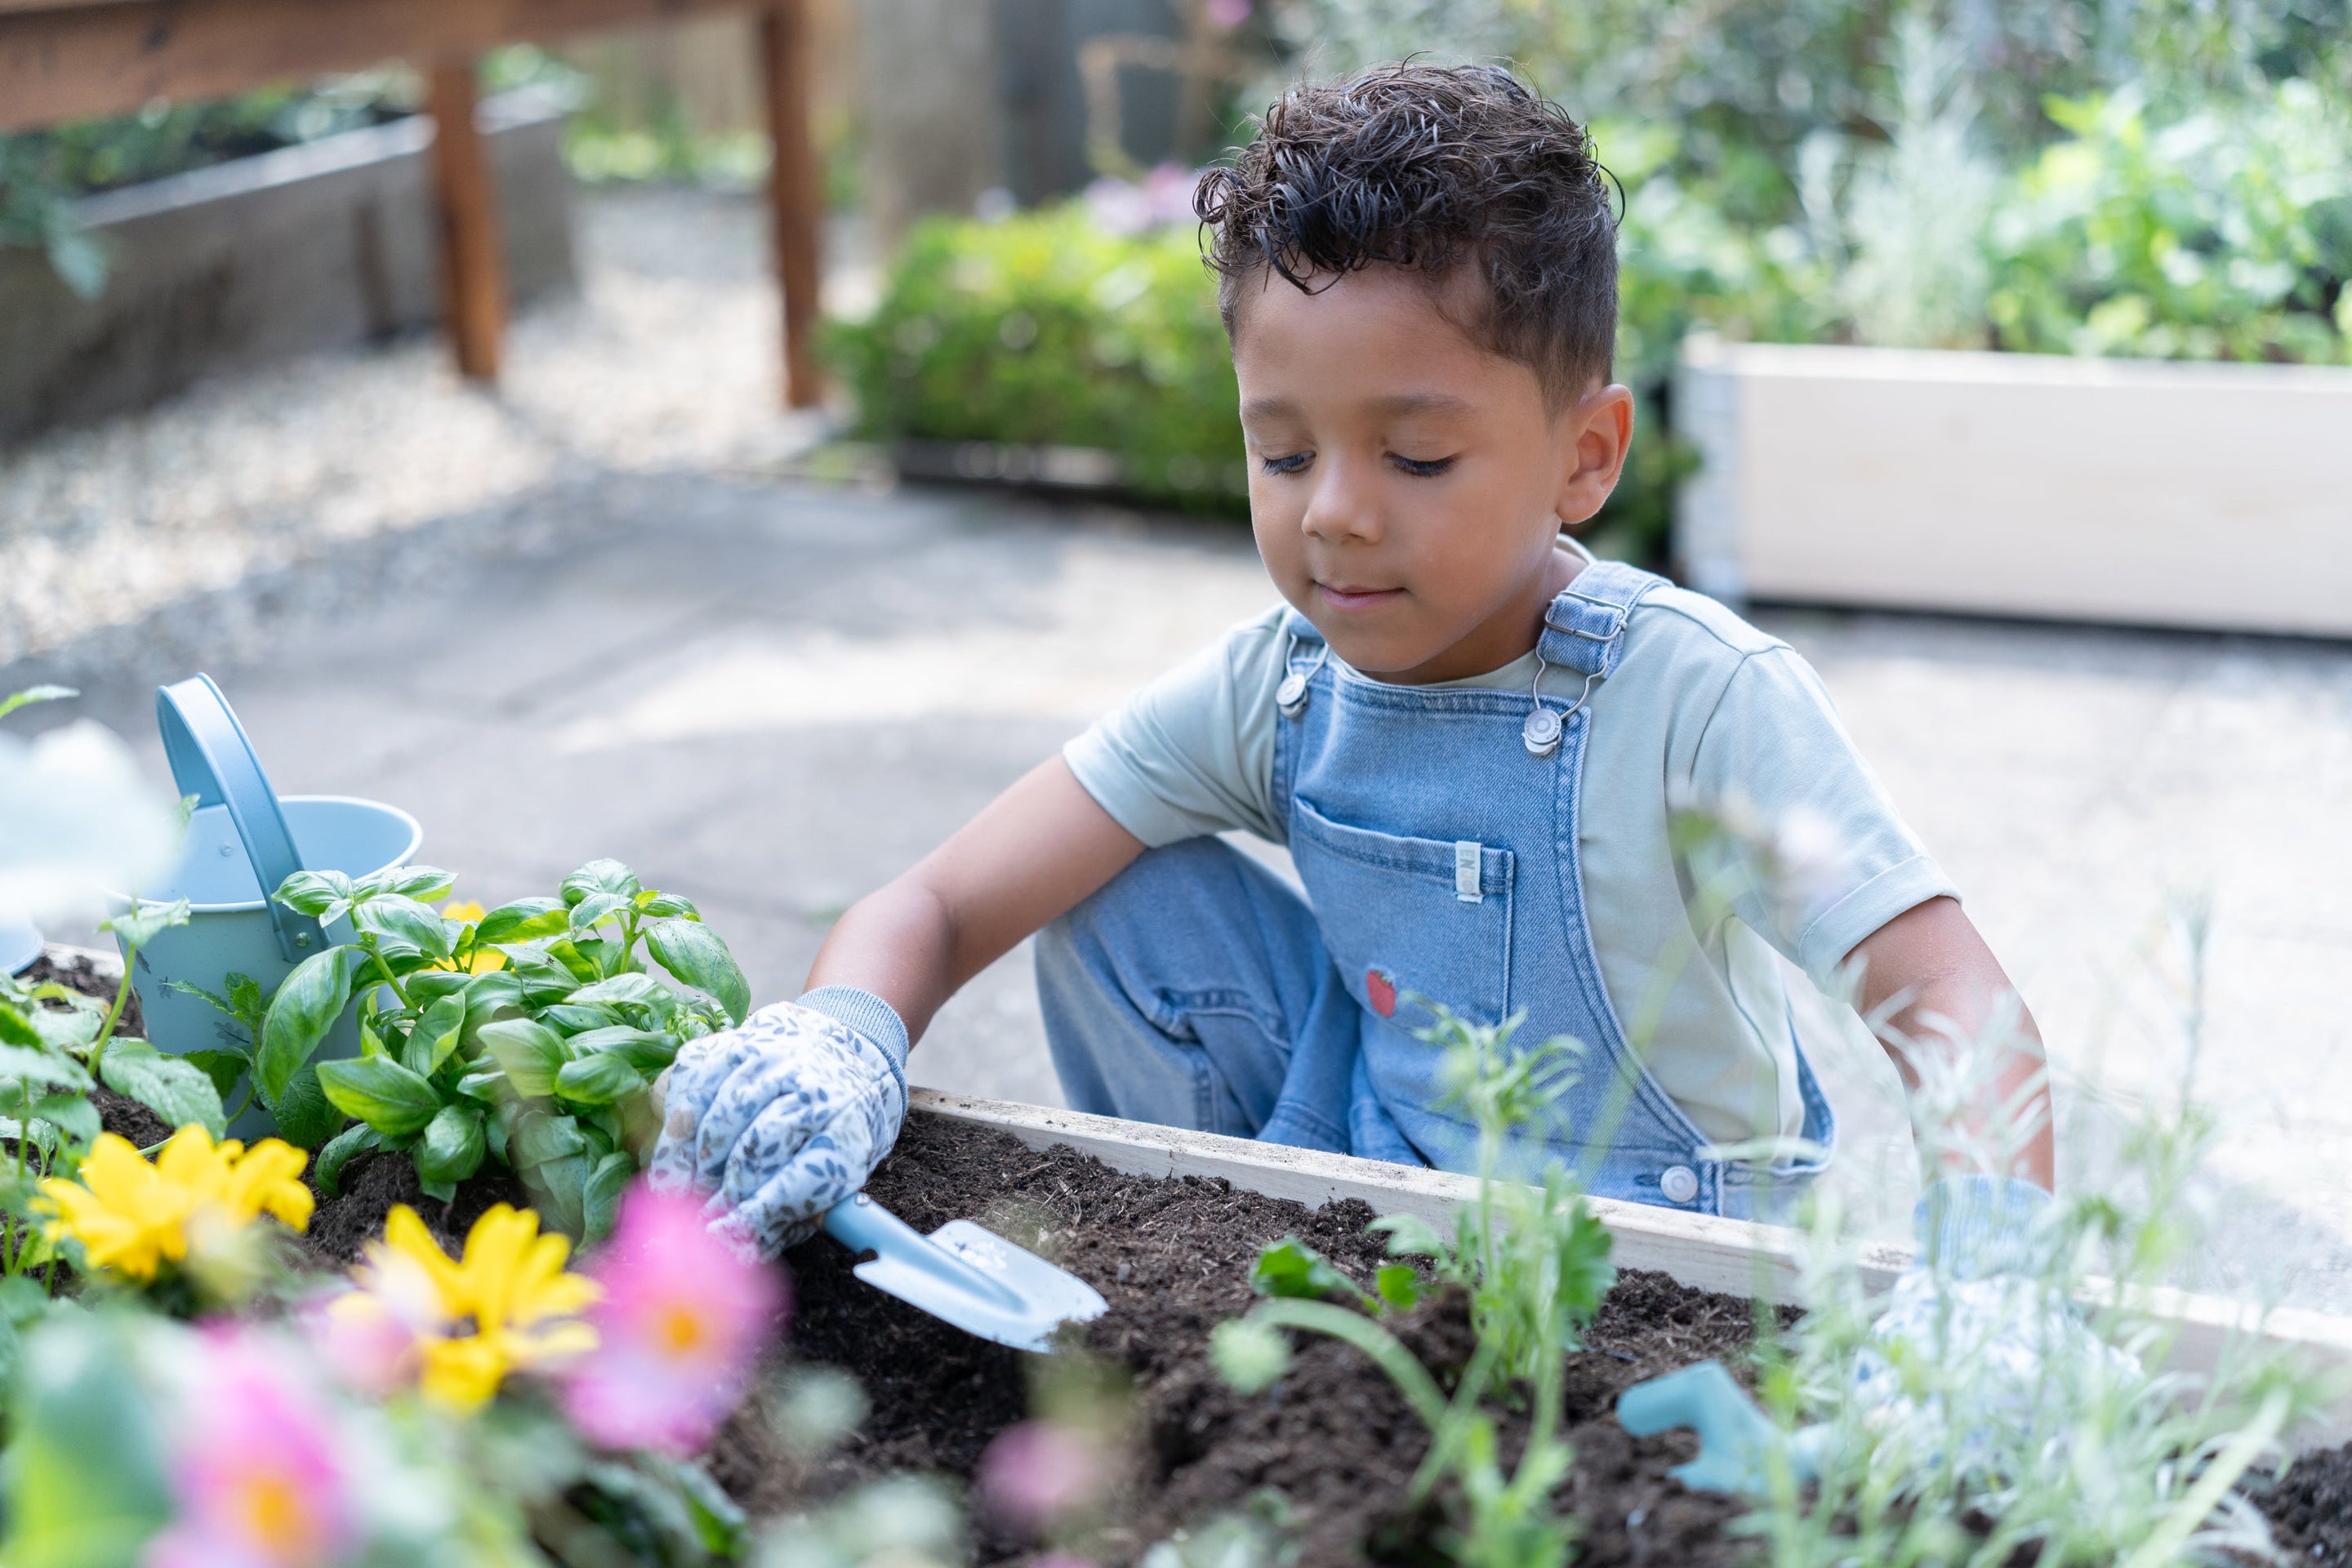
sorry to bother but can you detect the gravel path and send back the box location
[0,186,819,675]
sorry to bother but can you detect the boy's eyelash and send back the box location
[1261,452,1312,475]
[1391,454,1456,478]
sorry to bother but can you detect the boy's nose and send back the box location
[1300,461,1383,546]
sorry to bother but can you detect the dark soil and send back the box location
[301,1147,536,1266]
[716,1113,1763,1567]
[2257,1441,2352,1566]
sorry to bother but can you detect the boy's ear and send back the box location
[1552,384,1636,528]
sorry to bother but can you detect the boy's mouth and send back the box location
[1316,581,1404,612]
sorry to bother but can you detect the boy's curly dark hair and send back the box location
[1195,62,1619,403]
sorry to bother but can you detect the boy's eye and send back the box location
[1260,452,1312,476]
[1389,453,1457,479]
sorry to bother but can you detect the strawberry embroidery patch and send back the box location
[1365,967,1397,1018]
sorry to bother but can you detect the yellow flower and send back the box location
[344,1203,600,1410]
[434,899,506,973]
[40,1126,313,1282]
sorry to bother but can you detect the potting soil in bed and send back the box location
[39,956,2352,1566]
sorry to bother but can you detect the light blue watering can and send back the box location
[110,675,421,1138]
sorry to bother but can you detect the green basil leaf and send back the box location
[581,1150,636,1245]
[561,859,641,906]
[564,1025,679,1073]
[637,891,699,919]
[510,1109,588,1167]
[461,969,523,1014]
[544,938,601,984]
[402,991,467,1078]
[455,1068,506,1102]
[477,1018,569,1098]
[0,1004,39,1049]
[354,895,451,959]
[413,1104,487,1187]
[99,1041,226,1140]
[474,897,569,945]
[554,1053,642,1107]
[404,970,469,1005]
[646,919,750,1024]
[316,1057,443,1138]
[98,898,191,951]
[367,865,457,902]
[568,891,630,933]
[565,973,670,1011]
[505,947,580,1008]
[273,870,354,917]
[258,946,367,1100]
[261,1063,345,1150]
[313,1123,384,1199]
[418,1175,457,1203]
[537,1003,623,1034]
[523,1152,590,1239]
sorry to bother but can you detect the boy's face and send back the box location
[1232,264,1633,684]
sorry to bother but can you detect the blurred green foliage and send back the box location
[824,203,1249,514]
[0,76,414,299]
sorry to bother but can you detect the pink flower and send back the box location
[146,1328,356,1568]
[976,1419,1107,1533]
[1205,0,1251,29]
[561,1183,786,1455]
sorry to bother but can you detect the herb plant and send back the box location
[1212,1004,1617,1568]
[255,858,749,1240]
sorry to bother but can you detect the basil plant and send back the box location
[256,858,749,1241]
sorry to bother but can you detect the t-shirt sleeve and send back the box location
[1685,645,1958,988]
[1062,608,1290,847]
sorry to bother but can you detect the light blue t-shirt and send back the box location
[1065,581,1954,1144]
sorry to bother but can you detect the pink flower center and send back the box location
[234,1470,323,1564]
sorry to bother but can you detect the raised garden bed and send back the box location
[41,948,2352,1563]
[0,88,573,445]
[1673,336,2352,639]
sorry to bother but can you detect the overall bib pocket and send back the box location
[1290,797,1515,1029]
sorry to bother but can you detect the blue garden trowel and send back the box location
[820,1191,1108,1353]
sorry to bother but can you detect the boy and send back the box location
[649,64,2052,1261]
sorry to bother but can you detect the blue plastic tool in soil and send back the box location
[822,1192,1108,1352]
[109,674,421,1138]
[1616,1359,1834,1496]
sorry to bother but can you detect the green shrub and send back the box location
[1988,82,2352,362]
[823,204,1248,513]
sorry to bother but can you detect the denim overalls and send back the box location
[1037,561,1838,1217]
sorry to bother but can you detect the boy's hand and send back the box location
[648,988,909,1259]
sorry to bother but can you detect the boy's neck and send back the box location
[1373,545,1588,686]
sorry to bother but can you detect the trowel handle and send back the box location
[822,1192,1025,1313]
[155,674,319,962]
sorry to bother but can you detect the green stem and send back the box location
[364,939,414,1012]
[1250,1298,1450,1429]
[88,950,137,1074]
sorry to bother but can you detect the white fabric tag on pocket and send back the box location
[1454,840,1483,903]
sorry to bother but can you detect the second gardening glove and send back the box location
[648,987,908,1259]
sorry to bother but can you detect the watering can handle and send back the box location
[155,674,321,963]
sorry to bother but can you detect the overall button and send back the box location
[1659,1165,1699,1205]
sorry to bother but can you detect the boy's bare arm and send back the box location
[1850,896,2057,1191]
[804,756,1147,1045]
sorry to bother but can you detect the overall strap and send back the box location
[1535,560,1666,679]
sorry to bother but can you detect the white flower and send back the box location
[0,719,180,924]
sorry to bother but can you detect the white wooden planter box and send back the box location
[1672,337,2352,639]
[916,1087,2352,1456]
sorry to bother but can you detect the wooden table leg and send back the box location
[428,58,506,384]
[761,0,824,408]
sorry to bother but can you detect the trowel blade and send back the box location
[849,1218,1108,1353]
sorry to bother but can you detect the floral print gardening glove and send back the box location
[648,987,909,1260]
[1852,1175,2138,1485]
